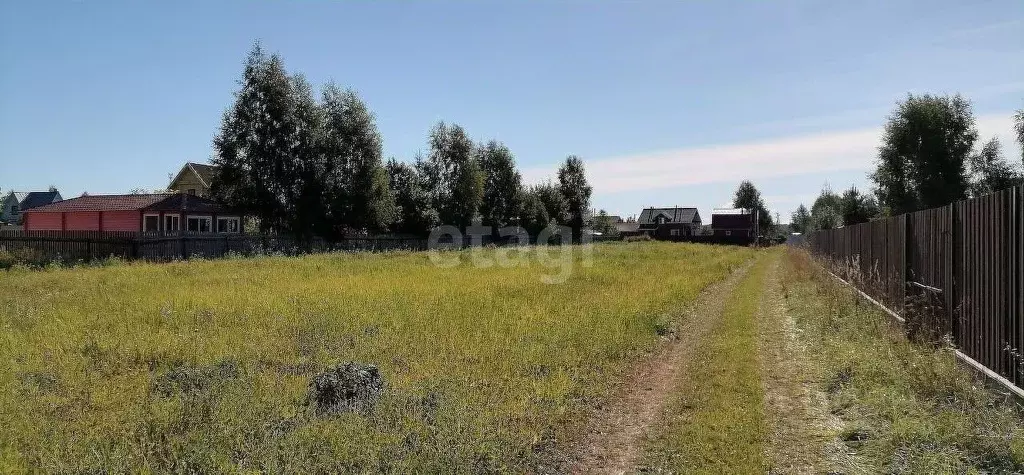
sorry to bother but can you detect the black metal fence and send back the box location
[807,186,1024,387]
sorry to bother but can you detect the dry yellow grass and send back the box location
[0,242,752,473]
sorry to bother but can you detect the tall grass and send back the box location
[784,248,1024,473]
[0,242,752,473]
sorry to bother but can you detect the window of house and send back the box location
[10,205,18,214]
[143,214,160,232]
[670,228,680,236]
[164,215,180,231]
[187,189,196,195]
[186,215,212,232]
[216,217,240,233]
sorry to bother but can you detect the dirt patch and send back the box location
[563,258,756,474]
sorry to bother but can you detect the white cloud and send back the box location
[523,112,1020,194]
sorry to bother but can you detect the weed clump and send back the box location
[152,360,240,397]
[308,362,384,416]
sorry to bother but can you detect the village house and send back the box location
[21,193,243,233]
[1,190,63,224]
[167,162,218,197]
[636,207,702,239]
[711,208,757,237]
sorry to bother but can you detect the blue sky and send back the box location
[2,1,1022,223]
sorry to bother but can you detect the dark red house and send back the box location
[711,208,756,237]
[22,193,243,233]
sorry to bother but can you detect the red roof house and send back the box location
[22,193,243,233]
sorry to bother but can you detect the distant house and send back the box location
[22,193,243,233]
[615,221,641,235]
[637,207,702,239]
[711,208,756,237]
[1,190,62,224]
[168,162,218,197]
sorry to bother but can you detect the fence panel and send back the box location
[808,185,1024,388]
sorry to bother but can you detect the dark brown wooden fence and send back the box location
[807,186,1024,387]
[0,230,429,264]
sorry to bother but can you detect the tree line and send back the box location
[210,45,592,241]
[791,94,1024,234]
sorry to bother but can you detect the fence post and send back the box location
[950,203,959,345]
[904,214,912,318]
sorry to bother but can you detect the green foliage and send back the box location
[871,94,978,214]
[731,180,773,235]
[1014,107,1024,164]
[386,159,438,235]
[838,186,879,226]
[420,122,484,228]
[790,204,812,234]
[968,137,1022,196]
[810,188,842,230]
[591,209,617,237]
[477,141,524,231]
[557,155,593,242]
[534,181,566,226]
[518,187,550,237]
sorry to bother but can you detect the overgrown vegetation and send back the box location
[0,242,752,473]
[783,248,1024,473]
[640,251,774,473]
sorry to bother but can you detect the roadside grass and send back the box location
[0,242,752,473]
[639,249,775,474]
[783,248,1024,474]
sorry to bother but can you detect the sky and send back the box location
[2,1,1022,223]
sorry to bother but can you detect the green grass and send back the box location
[0,242,752,473]
[640,250,774,474]
[783,248,1024,474]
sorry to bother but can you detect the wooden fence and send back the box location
[0,230,429,263]
[807,186,1024,388]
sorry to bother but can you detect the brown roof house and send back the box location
[168,162,218,197]
[22,193,243,233]
[636,207,702,239]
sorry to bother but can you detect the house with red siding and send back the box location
[22,193,243,233]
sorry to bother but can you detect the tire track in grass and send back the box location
[637,251,774,474]
[566,252,763,474]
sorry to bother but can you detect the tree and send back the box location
[212,44,302,233]
[811,188,843,230]
[557,155,592,243]
[286,74,329,240]
[591,209,617,236]
[871,93,977,215]
[386,158,437,235]
[320,84,395,235]
[477,140,523,232]
[533,181,566,225]
[516,187,548,238]
[790,204,812,234]
[731,180,772,236]
[839,186,879,226]
[1014,107,1024,164]
[420,122,483,228]
[968,137,1022,196]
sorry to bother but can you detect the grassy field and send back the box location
[0,242,753,473]
[640,250,773,473]
[783,248,1024,473]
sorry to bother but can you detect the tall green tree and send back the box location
[790,204,812,234]
[811,188,843,230]
[871,93,978,214]
[557,155,592,243]
[519,187,552,237]
[386,158,437,235]
[477,140,523,231]
[321,84,394,235]
[420,122,483,228]
[731,180,772,235]
[533,181,566,225]
[968,137,1022,196]
[1014,107,1024,164]
[287,74,329,239]
[212,44,301,232]
[838,186,878,226]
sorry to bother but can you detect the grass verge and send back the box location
[639,249,775,473]
[783,247,1024,474]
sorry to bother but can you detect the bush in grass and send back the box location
[308,362,384,416]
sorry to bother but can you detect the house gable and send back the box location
[168,162,218,197]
